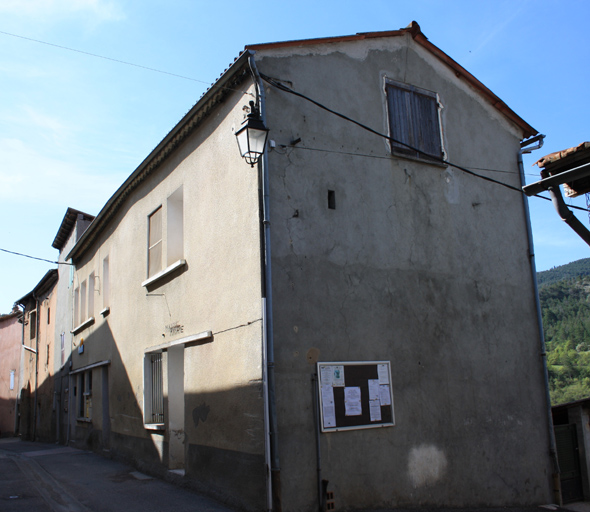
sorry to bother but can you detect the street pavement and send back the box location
[2,437,590,512]
[0,438,237,512]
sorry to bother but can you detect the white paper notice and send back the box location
[369,400,382,422]
[368,379,380,401]
[377,364,389,385]
[320,366,333,386]
[379,384,391,406]
[344,386,362,416]
[332,366,345,387]
[321,384,336,428]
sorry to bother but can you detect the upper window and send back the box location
[386,79,443,161]
[29,310,37,340]
[146,186,184,282]
[148,206,163,278]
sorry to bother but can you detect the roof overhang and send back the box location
[67,51,253,263]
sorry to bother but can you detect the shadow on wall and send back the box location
[68,320,266,512]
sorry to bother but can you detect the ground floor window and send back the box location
[144,352,164,425]
[76,370,92,420]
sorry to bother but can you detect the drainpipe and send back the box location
[517,139,562,505]
[249,51,281,512]
[541,170,590,246]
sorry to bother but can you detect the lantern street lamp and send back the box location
[235,101,269,167]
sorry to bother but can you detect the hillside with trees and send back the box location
[538,259,590,405]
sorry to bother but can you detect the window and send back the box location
[74,287,80,327]
[167,187,184,266]
[144,186,184,285]
[144,352,165,426]
[102,256,110,310]
[88,273,95,318]
[29,311,37,340]
[10,370,15,390]
[80,280,87,323]
[76,370,92,420]
[148,207,163,278]
[60,332,65,367]
[386,79,443,161]
[73,273,97,332]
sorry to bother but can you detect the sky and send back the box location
[0,0,588,313]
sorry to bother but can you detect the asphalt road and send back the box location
[0,438,237,512]
[2,437,588,512]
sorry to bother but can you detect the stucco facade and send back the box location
[252,29,552,510]
[52,208,95,444]
[15,270,58,442]
[64,24,554,512]
[0,308,22,437]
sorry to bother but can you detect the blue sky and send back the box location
[0,0,588,313]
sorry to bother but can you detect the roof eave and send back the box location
[246,21,537,140]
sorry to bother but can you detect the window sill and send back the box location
[391,151,447,168]
[71,317,95,335]
[142,259,186,288]
[144,423,165,431]
[100,307,110,317]
[76,417,92,423]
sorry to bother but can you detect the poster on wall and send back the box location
[317,361,395,432]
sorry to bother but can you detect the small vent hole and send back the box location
[328,190,336,210]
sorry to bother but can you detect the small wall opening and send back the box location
[328,190,336,210]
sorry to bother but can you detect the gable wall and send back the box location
[256,35,552,510]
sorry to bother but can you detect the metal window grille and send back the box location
[151,353,164,423]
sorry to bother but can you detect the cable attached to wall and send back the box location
[259,73,589,213]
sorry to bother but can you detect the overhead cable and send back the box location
[259,73,589,213]
[0,248,72,265]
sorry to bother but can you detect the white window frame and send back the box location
[143,351,166,429]
[142,186,185,288]
[101,255,110,315]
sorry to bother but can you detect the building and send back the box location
[15,269,58,441]
[51,208,95,444]
[0,307,22,437]
[553,398,590,504]
[65,23,554,511]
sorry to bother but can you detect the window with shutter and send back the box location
[386,79,443,161]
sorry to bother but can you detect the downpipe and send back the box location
[249,51,281,512]
[541,169,590,246]
[517,145,561,505]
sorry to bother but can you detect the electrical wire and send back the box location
[0,248,72,265]
[260,73,590,214]
[0,29,252,98]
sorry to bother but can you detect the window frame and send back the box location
[76,370,93,421]
[143,351,166,429]
[385,78,444,162]
[142,186,185,288]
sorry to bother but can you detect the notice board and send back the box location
[317,361,395,432]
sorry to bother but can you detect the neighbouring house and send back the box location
[65,23,555,511]
[552,399,590,504]
[15,269,58,441]
[0,307,23,437]
[526,142,590,246]
[51,208,95,444]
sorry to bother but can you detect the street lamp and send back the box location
[235,101,269,167]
